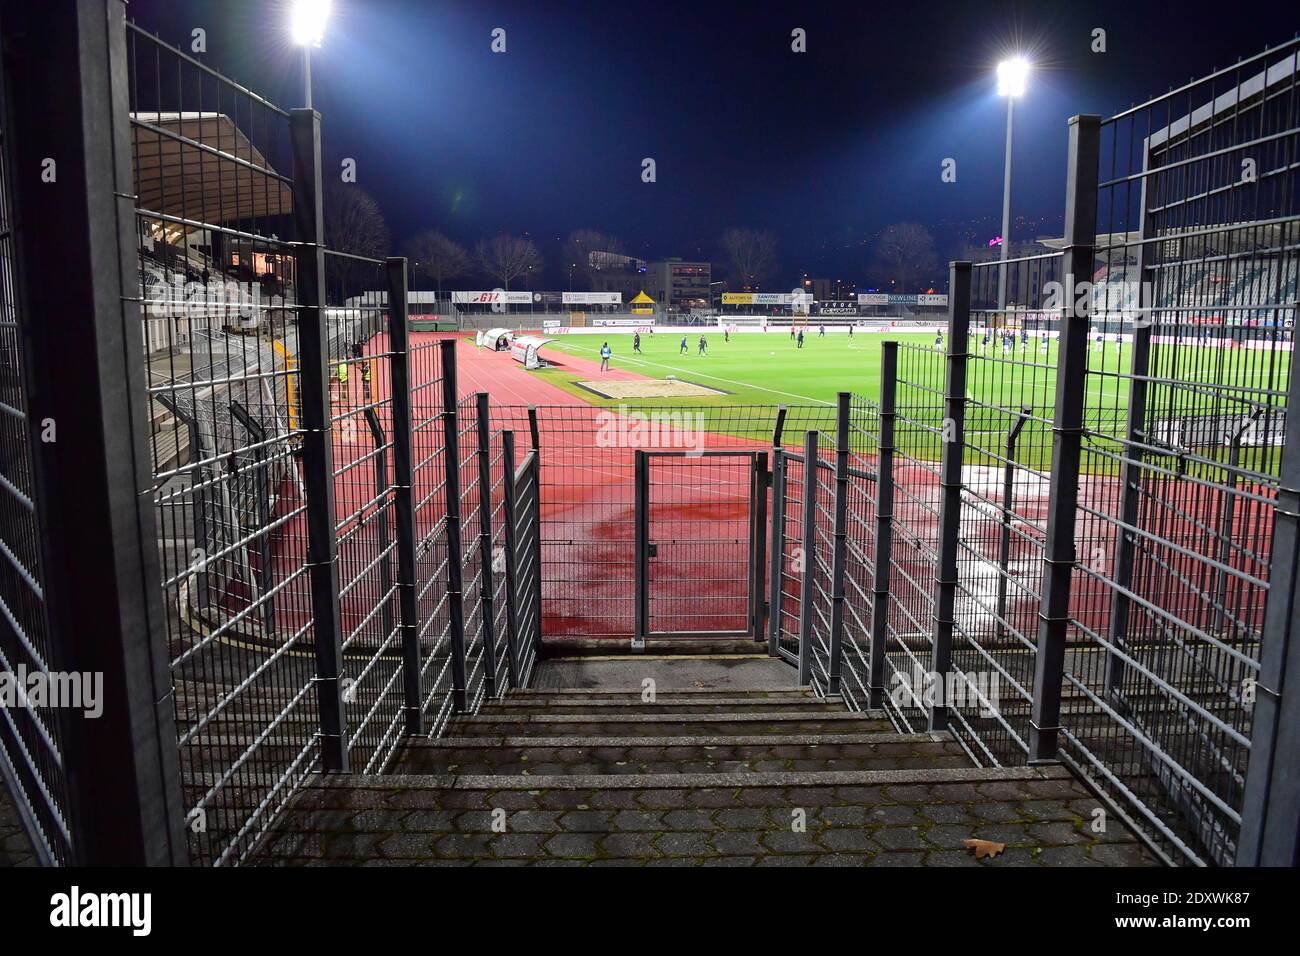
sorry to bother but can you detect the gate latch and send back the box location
[648,542,658,558]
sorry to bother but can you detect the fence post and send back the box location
[0,0,188,863]
[476,392,500,695]
[501,431,522,686]
[386,257,422,734]
[767,449,787,658]
[1029,114,1101,762]
[798,431,819,686]
[1104,149,1156,699]
[634,449,649,650]
[364,407,395,680]
[928,262,972,732]
[439,338,469,711]
[290,106,349,771]
[869,343,899,709]
[528,406,542,654]
[1237,370,1300,866]
[750,452,769,642]
[995,407,1032,641]
[827,393,852,693]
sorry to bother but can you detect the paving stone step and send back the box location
[393,732,971,776]
[505,687,817,698]
[257,765,1157,867]
[479,697,844,715]
[449,712,896,738]
[503,689,818,704]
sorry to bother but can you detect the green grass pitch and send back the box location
[536,329,1290,475]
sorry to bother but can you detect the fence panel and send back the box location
[503,436,542,686]
[880,344,947,732]
[456,393,490,710]
[323,252,405,773]
[125,24,322,865]
[0,67,70,865]
[837,394,881,713]
[489,404,835,643]
[1055,50,1299,866]
[945,255,1065,763]
[410,339,455,737]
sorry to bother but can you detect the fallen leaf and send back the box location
[963,838,1006,859]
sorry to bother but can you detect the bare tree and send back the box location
[323,182,391,261]
[563,228,625,289]
[720,228,778,290]
[868,222,939,294]
[476,234,543,291]
[403,230,470,297]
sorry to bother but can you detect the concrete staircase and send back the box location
[258,660,1158,866]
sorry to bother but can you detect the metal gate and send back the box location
[633,451,767,645]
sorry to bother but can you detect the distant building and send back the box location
[962,237,1053,263]
[589,252,649,301]
[644,259,711,310]
[802,277,857,301]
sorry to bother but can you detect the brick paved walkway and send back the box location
[256,676,1158,867]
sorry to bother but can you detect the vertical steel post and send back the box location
[767,449,787,658]
[290,106,349,771]
[386,257,422,733]
[869,344,899,709]
[0,0,188,863]
[1212,412,1260,635]
[750,451,769,642]
[827,393,852,694]
[439,338,468,711]
[797,432,819,686]
[1238,369,1300,866]
[1030,115,1101,762]
[633,450,649,650]
[501,431,522,686]
[528,406,542,653]
[995,407,1032,641]
[929,262,972,732]
[1105,145,1156,700]
[475,392,500,695]
[364,407,395,668]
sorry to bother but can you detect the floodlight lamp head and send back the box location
[997,56,1030,97]
[291,0,332,47]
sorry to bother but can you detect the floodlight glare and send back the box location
[997,57,1030,97]
[290,0,332,47]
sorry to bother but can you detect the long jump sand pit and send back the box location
[577,378,727,399]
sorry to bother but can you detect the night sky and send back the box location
[127,0,1296,288]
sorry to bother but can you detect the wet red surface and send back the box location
[239,331,1272,652]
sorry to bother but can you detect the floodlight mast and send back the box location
[996,57,1030,312]
[291,0,332,109]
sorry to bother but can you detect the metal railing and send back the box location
[843,41,1300,867]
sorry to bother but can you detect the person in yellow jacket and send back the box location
[334,358,349,406]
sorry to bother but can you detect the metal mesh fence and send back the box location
[324,253,403,774]
[838,395,881,713]
[0,77,71,866]
[456,393,491,711]
[410,339,454,738]
[880,345,946,733]
[126,24,324,866]
[1056,48,1298,866]
[872,41,1299,866]
[490,403,835,641]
